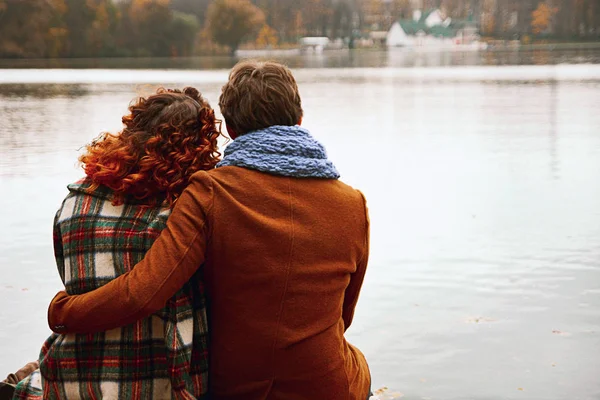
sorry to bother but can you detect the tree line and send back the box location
[0,0,200,58]
[433,0,600,39]
[0,0,598,59]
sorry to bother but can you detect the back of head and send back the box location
[219,60,303,135]
[80,87,221,207]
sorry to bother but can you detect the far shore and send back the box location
[485,41,600,51]
[0,43,598,70]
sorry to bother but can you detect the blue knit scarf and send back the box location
[216,125,340,179]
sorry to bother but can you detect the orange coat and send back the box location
[49,166,371,400]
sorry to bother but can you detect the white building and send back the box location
[386,9,484,50]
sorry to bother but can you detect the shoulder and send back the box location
[58,178,169,225]
[170,170,217,216]
[330,179,368,205]
[204,165,248,182]
[55,180,98,223]
[57,178,113,217]
[187,170,215,197]
[66,177,114,202]
[333,180,369,225]
[188,167,255,197]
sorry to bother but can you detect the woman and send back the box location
[11,87,220,399]
[48,61,371,400]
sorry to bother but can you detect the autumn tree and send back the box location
[0,0,58,57]
[361,0,410,30]
[87,1,120,56]
[255,24,278,47]
[113,0,175,56]
[62,0,96,57]
[133,0,173,56]
[361,0,383,29]
[170,0,211,21]
[302,0,333,36]
[480,0,496,35]
[253,0,302,42]
[3,0,597,57]
[388,0,412,20]
[205,0,265,54]
[45,0,68,57]
[442,0,469,19]
[531,2,558,35]
[572,0,600,38]
[331,1,354,39]
[0,0,203,58]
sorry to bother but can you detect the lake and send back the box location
[1,49,599,400]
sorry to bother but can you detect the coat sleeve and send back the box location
[342,191,370,331]
[47,172,214,334]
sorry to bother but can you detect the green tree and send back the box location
[206,0,265,54]
[303,0,333,36]
[116,0,176,57]
[170,0,211,22]
[88,0,120,56]
[169,11,200,56]
[0,0,58,57]
[63,0,96,57]
[254,0,296,39]
[134,0,174,56]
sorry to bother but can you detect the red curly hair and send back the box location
[80,87,221,207]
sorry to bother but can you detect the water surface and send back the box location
[1,51,599,400]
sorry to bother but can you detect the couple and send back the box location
[4,61,371,400]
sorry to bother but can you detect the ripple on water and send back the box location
[2,66,600,399]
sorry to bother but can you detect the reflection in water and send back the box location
[0,48,600,70]
[533,49,551,66]
[549,82,559,180]
[0,83,88,98]
[0,82,224,178]
[1,65,600,400]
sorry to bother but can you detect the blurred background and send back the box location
[0,0,599,59]
[1,1,599,400]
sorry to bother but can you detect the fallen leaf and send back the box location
[370,387,404,399]
[374,387,389,395]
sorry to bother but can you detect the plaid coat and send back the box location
[14,179,209,399]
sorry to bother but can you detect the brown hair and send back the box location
[80,87,221,207]
[219,60,303,135]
